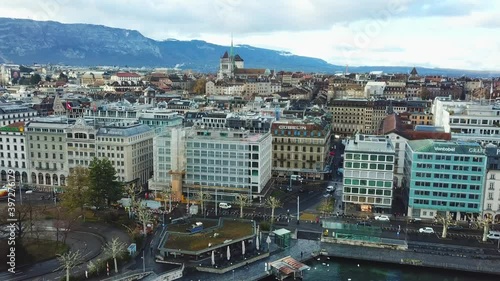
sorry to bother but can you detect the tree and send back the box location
[103,237,127,273]
[159,186,172,213]
[195,189,212,216]
[192,78,207,94]
[234,194,251,218]
[435,214,454,238]
[58,72,68,82]
[125,183,141,218]
[470,215,493,242]
[136,205,153,237]
[88,157,122,208]
[317,198,334,217]
[62,166,90,220]
[56,250,83,281]
[265,196,282,224]
[30,73,42,85]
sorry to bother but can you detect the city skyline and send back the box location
[0,0,499,71]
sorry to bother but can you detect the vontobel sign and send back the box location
[434,146,455,152]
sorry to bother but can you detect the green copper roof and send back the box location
[407,139,485,155]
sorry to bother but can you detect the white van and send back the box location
[219,202,232,209]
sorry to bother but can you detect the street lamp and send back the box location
[141,249,145,272]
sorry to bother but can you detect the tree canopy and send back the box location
[88,157,122,208]
[62,166,90,214]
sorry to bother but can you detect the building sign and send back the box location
[434,146,455,152]
[468,148,484,154]
[278,125,307,130]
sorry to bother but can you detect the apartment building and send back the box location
[26,117,154,191]
[484,144,500,222]
[271,118,331,180]
[96,124,154,186]
[404,140,487,220]
[0,122,28,185]
[327,100,407,136]
[25,117,70,192]
[343,134,395,214]
[0,103,38,127]
[184,127,272,201]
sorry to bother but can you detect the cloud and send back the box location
[0,0,498,70]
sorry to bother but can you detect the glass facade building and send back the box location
[405,140,487,219]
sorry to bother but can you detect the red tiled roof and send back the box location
[116,72,141,77]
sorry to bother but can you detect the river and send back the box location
[261,256,499,281]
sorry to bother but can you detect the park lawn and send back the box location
[24,239,68,263]
[167,219,218,233]
[165,220,253,251]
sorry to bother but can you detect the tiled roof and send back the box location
[221,51,229,58]
[234,68,266,75]
[116,72,141,77]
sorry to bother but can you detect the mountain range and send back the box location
[0,18,497,77]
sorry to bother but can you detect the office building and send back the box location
[405,140,487,220]
[484,144,500,222]
[0,122,28,185]
[343,134,395,214]
[184,127,272,201]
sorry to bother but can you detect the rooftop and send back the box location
[97,124,152,137]
[346,134,395,154]
[407,139,485,155]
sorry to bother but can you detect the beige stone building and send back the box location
[271,118,331,180]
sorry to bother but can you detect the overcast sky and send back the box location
[1,0,499,71]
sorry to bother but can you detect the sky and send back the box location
[0,0,499,71]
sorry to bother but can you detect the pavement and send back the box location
[1,221,131,281]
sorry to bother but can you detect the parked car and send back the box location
[447,225,464,230]
[408,218,422,224]
[419,227,435,234]
[375,215,390,221]
[326,186,335,192]
[219,202,232,209]
[357,221,372,227]
[487,232,500,240]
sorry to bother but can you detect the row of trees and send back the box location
[435,214,493,241]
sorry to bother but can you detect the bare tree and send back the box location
[159,186,172,213]
[233,194,251,218]
[195,189,212,216]
[125,183,141,218]
[265,196,282,224]
[56,250,83,281]
[435,214,454,238]
[136,205,153,237]
[103,237,127,273]
[470,215,493,242]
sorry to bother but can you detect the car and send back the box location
[25,190,33,194]
[219,203,232,209]
[419,227,435,234]
[357,221,372,227]
[326,186,335,192]
[447,225,464,230]
[374,215,390,221]
[487,232,500,240]
[408,218,422,224]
